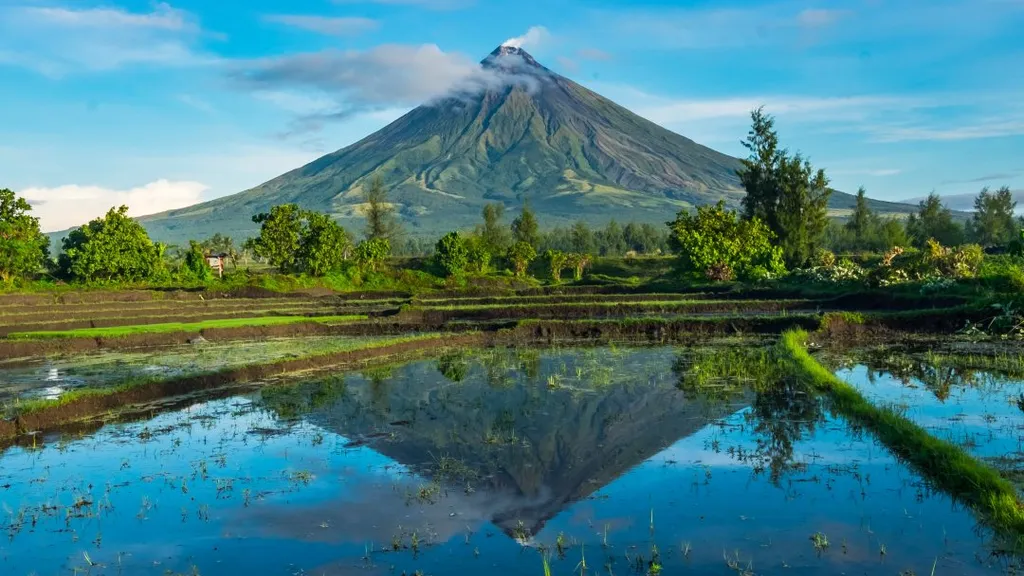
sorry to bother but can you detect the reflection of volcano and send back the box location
[293,350,750,537]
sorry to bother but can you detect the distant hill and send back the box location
[135,45,921,246]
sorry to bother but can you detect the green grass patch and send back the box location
[414,298,807,312]
[6,314,368,340]
[779,329,1024,546]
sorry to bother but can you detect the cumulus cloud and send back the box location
[229,43,546,136]
[502,26,550,49]
[19,180,209,232]
[263,15,379,36]
[0,2,212,75]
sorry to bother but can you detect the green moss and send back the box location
[6,314,368,340]
[779,329,1024,546]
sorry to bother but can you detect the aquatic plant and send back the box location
[780,329,1024,547]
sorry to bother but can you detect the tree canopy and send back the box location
[668,200,785,281]
[906,193,964,248]
[511,200,539,247]
[364,176,402,242]
[58,205,164,282]
[968,186,1016,246]
[0,189,49,283]
[738,107,831,267]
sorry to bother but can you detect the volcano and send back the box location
[139,45,916,244]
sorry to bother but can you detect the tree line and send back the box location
[0,108,1017,285]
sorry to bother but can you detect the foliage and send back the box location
[477,203,511,254]
[738,107,831,267]
[511,200,539,247]
[667,200,785,281]
[868,240,984,287]
[251,204,304,272]
[299,212,351,276]
[364,175,402,242]
[564,252,592,281]
[780,330,1024,542]
[0,188,49,282]
[182,240,212,281]
[506,241,537,277]
[845,187,871,244]
[434,231,469,277]
[464,235,492,274]
[544,249,568,282]
[968,186,1016,246]
[906,193,965,247]
[570,220,596,254]
[355,237,391,272]
[58,206,165,282]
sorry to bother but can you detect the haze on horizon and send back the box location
[1,0,1022,233]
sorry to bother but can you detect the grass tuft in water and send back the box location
[780,329,1024,547]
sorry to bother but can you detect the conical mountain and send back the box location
[139,45,914,244]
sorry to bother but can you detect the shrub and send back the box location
[298,213,351,277]
[565,253,592,281]
[668,201,785,281]
[0,189,49,283]
[355,238,391,272]
[434,231,469,277]
[182,241,212,282]
[507,241,537,277]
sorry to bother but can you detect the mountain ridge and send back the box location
[134,45,920,245]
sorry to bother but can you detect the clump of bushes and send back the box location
[668,201,785,282]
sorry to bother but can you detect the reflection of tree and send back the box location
[745,378,823,484]
[673,348,823,484]
[363,367,394,414]
[859,352,1005,403]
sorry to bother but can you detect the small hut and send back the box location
[205,252,228,278]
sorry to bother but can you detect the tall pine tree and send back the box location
[738,107,831,267]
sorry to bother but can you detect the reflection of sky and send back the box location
[0,364,1012,575]
[837,365,1024,462]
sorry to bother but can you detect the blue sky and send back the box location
[1,0,1022,231]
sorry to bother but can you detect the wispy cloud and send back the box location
[330,0,474,11]
[176,94,215,114]
[556,56,578,73]
[0,2,213,75]
[941,172,1021,185]
[263,15,379,36]
[502,26,550,49]
[796,8,851,29]
[577,48,612,61]
[229,42,546,137]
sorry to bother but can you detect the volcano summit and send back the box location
[139,45,913,244]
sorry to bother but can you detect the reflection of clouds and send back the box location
[227,475,557,545]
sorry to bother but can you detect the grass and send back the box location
[6,333,456,417]
[6,314,368,340]
[779,329,1024,546]
[413,298,809,312]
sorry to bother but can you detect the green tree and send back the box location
[906,193,964,247]
[738,107,831,267]
[544,249,567,282]
[506,241,536,277]
[58,205,164,282]
[600,220,626,256]
[969,186,1016,246]
[251,204,304,272]
[465,235,491,274]
[299,212,350,276]
[845,187,872,247]
[0,189,49,282]
[667,201,785,281]
[569,221,595,254]
[565,252,592,281]
[478,203,511,254]
[183,240,212,281]
[364,176,402,242]
[511,200,539,247]
[434,231,469,277]
[355,237,391,272]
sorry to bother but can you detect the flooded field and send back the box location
[835,353,1024,491]
[0,337,382,406]
[0,346,1017,575]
